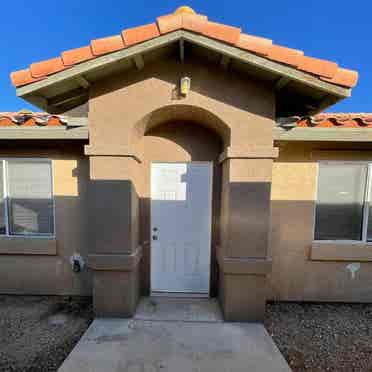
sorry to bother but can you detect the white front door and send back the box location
[150,162,213,294]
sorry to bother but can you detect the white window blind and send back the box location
[314,162,372,242]
[0,159,54,236]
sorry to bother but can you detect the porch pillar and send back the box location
[218,146,278,322]
[85,146,142,317]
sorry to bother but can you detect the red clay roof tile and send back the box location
[10,69,44,87]
[282,114,372,128]
[297,55,338,79]
[157,12,208,34]
[30,57,66,78]
[181,13,208,33]
[10,6,359,90]
[123,23,160,46]
[321,68,359,88]
[236,34,272,56]
[91,35,125,56]
[2,111,372,129]
[267,45,303,67]
[46,116,64,126]
[22,118,38,126]
[0,117,15,126]
[157,14,183,34]
[0,112,66,126]
[62,46,94,66]
[202,21,241,45]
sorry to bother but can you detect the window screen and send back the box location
[7,160,54,235]
[315,163,367,240]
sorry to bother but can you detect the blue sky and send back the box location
[1,0,370,113]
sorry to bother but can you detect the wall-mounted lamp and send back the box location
[180,76,191,96]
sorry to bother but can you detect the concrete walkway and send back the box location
[58,298,291,372]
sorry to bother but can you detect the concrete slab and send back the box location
[135,297,223,322]
[58,318,291,372]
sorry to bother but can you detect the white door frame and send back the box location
[150,161,213,296]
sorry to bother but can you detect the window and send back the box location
[315,162,372,241]
[0,159,54,237]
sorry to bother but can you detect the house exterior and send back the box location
[2,6,367,322]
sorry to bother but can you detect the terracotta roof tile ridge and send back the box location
[277,113,372,128]
[10,6,358,90]
[0,112,67,126]
[2,110,372,128]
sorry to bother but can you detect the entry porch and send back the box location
[57,297,291,372]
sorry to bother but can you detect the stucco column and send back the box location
[218,146,278,322]
[85,146,142,317]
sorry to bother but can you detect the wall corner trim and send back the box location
[88,246,143,271]
[217,248,272,275]
[219,146,279,163]
[84,145,142,162]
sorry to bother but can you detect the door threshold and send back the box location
[151,291,209,298]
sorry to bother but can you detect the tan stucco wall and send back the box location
[86,57,276,319]
[88,57,275,155]
[270,142,372,302]
[0,143,91,295]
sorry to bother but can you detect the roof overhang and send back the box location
[274,127,372,142]
[1,113,371,142]
[16,30,351,116]
[3,124,372,142]
[0,116,88,140]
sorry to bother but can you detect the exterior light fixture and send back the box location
[180,76,191,96]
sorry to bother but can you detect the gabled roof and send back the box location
[10,6,358,89]
[10,6,359,117]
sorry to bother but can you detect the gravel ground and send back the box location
[0,295,93,372]
[2,297,372,372]
[265,302,372,372]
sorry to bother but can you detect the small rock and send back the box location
[48,313,70,326]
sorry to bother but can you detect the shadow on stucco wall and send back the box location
[0,140,92,296]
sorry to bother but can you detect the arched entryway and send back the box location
[139,120,224,297]
[131,104,230,297]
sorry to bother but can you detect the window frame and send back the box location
[0,158,55,238]
[314,160,372,244]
